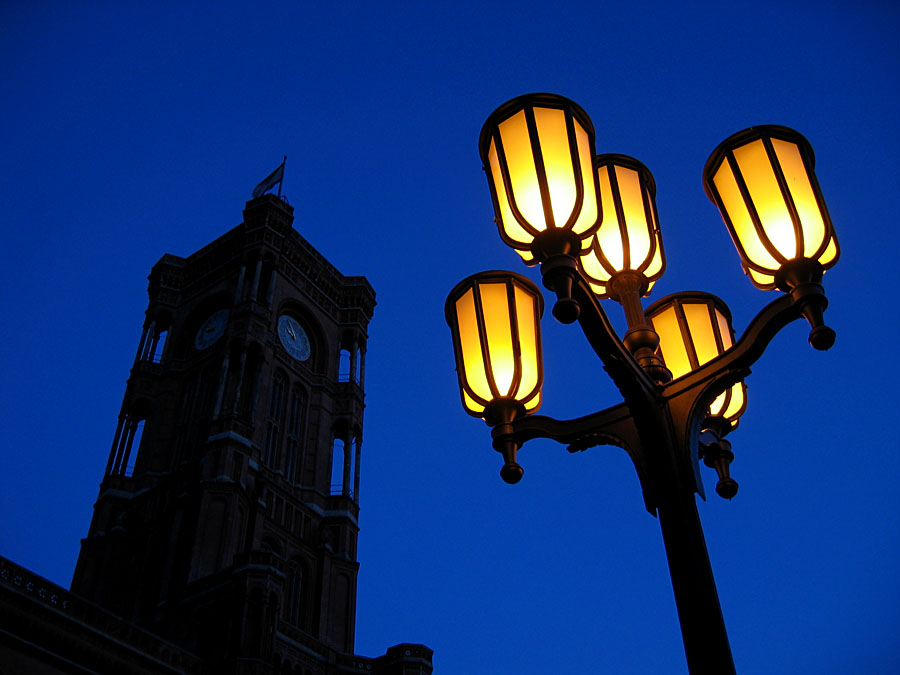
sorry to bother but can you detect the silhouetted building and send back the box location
[0,194,433,675]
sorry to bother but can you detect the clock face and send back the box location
[277,315,311,361]
[195,309,229,350]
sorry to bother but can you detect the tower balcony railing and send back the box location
[329,483,354,499]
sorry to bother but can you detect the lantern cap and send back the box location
[594,153,657,198]
[478,92,595,163]
[702,124,816,203]
[444,269,544,325]
[645,290,733,322]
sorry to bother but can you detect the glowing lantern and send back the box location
[703,125,839,291]
[445,271,544,422]
[646,292,746,428]
[580,154,666,298]
[479,93,601,263]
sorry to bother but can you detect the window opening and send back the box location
[149,330,168,363]
[338,349,352,382]
[264,372,285,467]
[349,437,358,500]
[284,388,305,482]
[330,438,345,495]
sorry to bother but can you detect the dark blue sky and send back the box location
[2,2,898,673]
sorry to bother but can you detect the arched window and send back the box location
[123,419,145,476]
[338,348,352,382]
[337,333,362,384]
[283,387,306,483]
[148,330,168,362]
[106,407,149,478]
[264,372,285,467]
[330,436,345,495]
[135,318,170,364]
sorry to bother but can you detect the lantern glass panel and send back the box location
[712,159,781,271]
[488,140,533,247]
[595,167,625,270]
[733,140,797,259]
[594,165,655,272]
[644,209,664,280]
[571,122,597,235]
[748,267,775,287]
[479,282,516,394]
[514,284,540,397]
[821,235,838,266]
[463,390,483,415]
[618,166,652,264]
[716,310,732,349]
[522,390,541,412]
[455,288,492,404]
[725,385,745,418]
[709,381,746,423]
[770,138,827,258]
[498,111,546,230]
[533,107,576,230]
[683,303,719,366]
[651,305,692,378]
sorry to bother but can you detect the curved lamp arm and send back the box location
[663,282,825,402]
[495,400,656,512]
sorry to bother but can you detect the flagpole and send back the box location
[277,156,286,198]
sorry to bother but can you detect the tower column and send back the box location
[118,418,138,476]
[349,338,358,383]
[353,437,362,502]
[110,415,133,475]
[358,344,367,390]
[138,321,156,361]
[142,321,157,360]
[160,326,172,362]
[147,330,161,362]
[134,324,150,364]
[341,434,352,497]
[105,413,126,478]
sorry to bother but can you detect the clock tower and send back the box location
[68,194,431,674]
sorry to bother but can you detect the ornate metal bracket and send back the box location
[493,265,832,513]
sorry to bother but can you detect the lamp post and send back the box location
[445,93,839,674]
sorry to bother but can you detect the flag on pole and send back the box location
[252,157,286,199]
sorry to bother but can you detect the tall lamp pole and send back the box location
[444,94,839,674]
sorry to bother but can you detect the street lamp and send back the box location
[445,93,839,674]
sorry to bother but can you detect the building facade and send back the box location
[0,194,432,675]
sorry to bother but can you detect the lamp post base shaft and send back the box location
[657,486,736,674]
